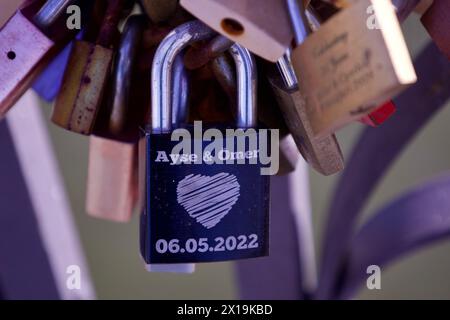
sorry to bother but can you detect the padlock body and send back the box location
[180,0,310,62]
[269,78,344,176]
[52,41,113,135]
[0,11,54,118]
[291,0,416,136]
[86,137,138,222]
[140,125,270,263]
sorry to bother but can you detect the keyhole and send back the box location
[221,18,244,36]
[7,51,16,60]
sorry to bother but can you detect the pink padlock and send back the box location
[0,0,75,119]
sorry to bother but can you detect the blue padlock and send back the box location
[139,21,271,264]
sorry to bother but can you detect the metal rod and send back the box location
[229,44,257,129]
[286,0,310,45]
[151,21,215,134]
[276,54,298,89]
[109,15,146,135]
[33,0,74,30]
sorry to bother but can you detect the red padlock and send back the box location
[359,101,396,127]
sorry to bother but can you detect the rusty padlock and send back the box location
[0,0,78,118]
[52,0,132,135]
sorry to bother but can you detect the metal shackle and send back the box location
[229,43,257,129]
[107,15,190,133]
[108,15,146,134]
[286,0,311,45]
[278,6,319,88]
[33,0,76,30]
[277,54,298,89]
[172,54,189,127]
[151,20,257,134]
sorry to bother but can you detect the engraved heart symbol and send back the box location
[177,173,240,229]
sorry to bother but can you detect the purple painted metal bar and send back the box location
[235,168,307,300]
[340,174,450,298]
[0,120,59,299]
[317,43,450,299]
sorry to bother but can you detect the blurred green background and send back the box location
[38,14,450,299]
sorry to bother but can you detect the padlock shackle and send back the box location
[305,7,321,31]
[109,15,146,135]
[33,0,74,30]
[286,0,311,45]
[152,20,257,133]
[229,44,257,129]
[152,21,215,133]
[277,54,298,90]
[172,55,190,127]
[280,4,320,88]
[108,15,189,135]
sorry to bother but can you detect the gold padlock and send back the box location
[288,0,417,136]
[52,0,132,135]
[180,0,310,62]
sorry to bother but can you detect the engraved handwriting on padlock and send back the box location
[0,0,77,118]
[52,0,130,135]
[305,4,396,128]
[287,0,417,136]
[140,21,270,264]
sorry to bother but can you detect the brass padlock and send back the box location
[180,0,310,62]
[287,0,417,136]
[52,0,132,135]
[0,0,77,118]
[305,5,396,129]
